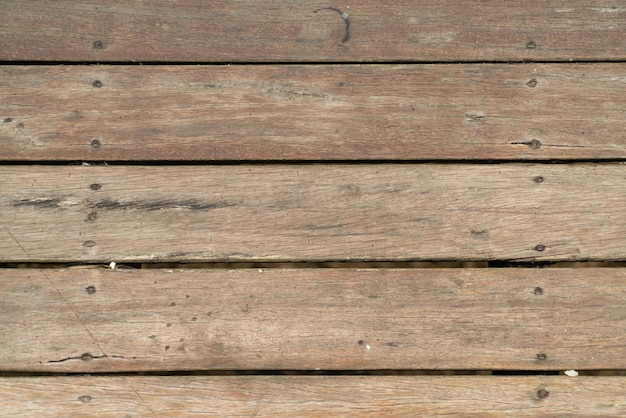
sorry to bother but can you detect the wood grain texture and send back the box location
[1,376,625,417]
[3,165,626,262]
[1,268,624,372]
[1,64,625,161]
[1,1,625,62]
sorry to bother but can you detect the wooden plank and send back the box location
[1,1,625,62]
[1,64,625,161]
[1,268,624,372]
[3,165,626,262]
[1,376,625,417]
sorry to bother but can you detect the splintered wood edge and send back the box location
[1,376,624,416]
[0,268,624,372]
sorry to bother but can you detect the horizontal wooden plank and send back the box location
[1,64,626,160]
[3,165,626,262]
[1,268,624,372]
[2,376,625,417]
[1,1,625,62]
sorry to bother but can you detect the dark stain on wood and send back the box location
[13,197,236,211]
[314,7,350,43]
[86,198,237,211]
[13,198,62,209]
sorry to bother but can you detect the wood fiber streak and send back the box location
[1,1,625,62]
[2,376,625,417]
[1,65,625,160]
[2,165,626,262]
[0,269,624,372]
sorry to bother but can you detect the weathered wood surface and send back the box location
[2,1,625,62]
[1,268,624,372]
[1,64,625,161]
[2,376,625,417]
[3,165,626,262]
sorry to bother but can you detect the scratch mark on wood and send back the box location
[44,279,109,360]
[4,226,30,257]
[315,7,350,43]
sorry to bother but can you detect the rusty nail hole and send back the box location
[527,78,538,88]
[85,286,96,295]
[537,389,550,399]
[191,317,197,321]
[535,244,545,252]
[87,211,98,221]
[81,353,93,361]
[92,80,103,88]
[171,302,176,306]
[93,40,104,49]
[90,183,102,190]
[91,139,101,149]
[165,345,170,351]
[148,335,156,339]
[526,41,537,49]
[2,118,13,123]
[529,139,542,149]
[533,287,544,295]
[83,240,96,248]
[536,353,547,361]
[78,395,92,403]
[533,176,544,183]
[358,340,364,345]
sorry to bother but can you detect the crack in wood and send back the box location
[46,354,129,363]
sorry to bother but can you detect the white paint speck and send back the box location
[564,370,578,377]
[342,12,349,19]
[366,344,371,350]
[108,261,117,269]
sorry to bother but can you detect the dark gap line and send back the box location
[4,261,626,269]
[3,370,623,377]
[3,159,626,166]
[1,60,626,66]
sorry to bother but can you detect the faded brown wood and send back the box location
[1,1,625,62]
[2,376,625,417]
[1,268,624,372]
[1,64,626,161]
[3,165,626,262]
